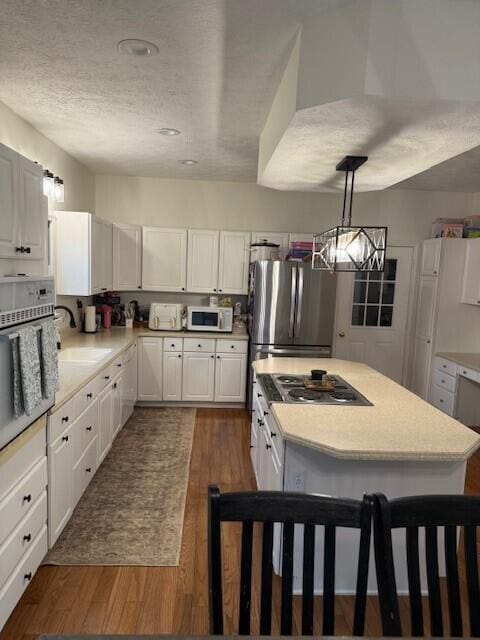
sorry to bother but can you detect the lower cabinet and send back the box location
[214,353,247,402]
[163,351,183,401]
[137,337,163,400]
[111,373,123,441]
[73,436,98,507]
[122,343,137,424]
[182,351,215,401]
[98,384,113,464]
[47,422,74,546]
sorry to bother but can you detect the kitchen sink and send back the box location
[58,347,113,364]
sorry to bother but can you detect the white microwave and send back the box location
[187,306,233,332]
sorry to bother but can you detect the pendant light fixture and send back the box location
[312,156,387,272]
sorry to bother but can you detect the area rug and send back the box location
[44,407,196,566]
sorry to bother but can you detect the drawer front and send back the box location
[434,357,457,377]
[76,374,103,416]
[164,338,183,352]
[433,369,457,393]
[98,364,114,390]
[265,412,284,463]
[0,491,47,588]
[0,457,47,543]
[0,423,46,502]
[73,399,99,465]
[431,384,456,416]
[216,339,248,354]
[0,525,48,631]
[73,436,98,507]
[123,343,137,364]
[48,394,78,443]
[184,338,215,352]
[457,365,479,383]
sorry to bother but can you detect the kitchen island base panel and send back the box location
[281,441,465,595]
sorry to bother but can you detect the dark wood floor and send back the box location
[1,407,479,639]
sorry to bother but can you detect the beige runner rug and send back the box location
[45,407,196,566]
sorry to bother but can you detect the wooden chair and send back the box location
[208,485,374,636]
[373,492,480,637]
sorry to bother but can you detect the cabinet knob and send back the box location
[24,246,31,254]
[440,398,444,403]
[113,382,117,389]
[427,340,431,344]
[249,445,254,449]
[219,289,223,292]
[105,375,110,380]
[210,355,214,358]
[231,345,235,349]
[23,494,32,503]
[181,287,185,291]
[24,572,32,581]
[86,426,92,432]
[257,393,263,398]
[86,467,92,473]
[86,393,93,399]
[171,343,175,347]
[213,288,217,292]
[264,411,269,416]
[15,246,25,253]
[23,533,32,542]
[198,344,202,348]
[61,416,69,423]
[265,444,271,450]
[178,354,182,358]
[257,419,264,426]
[217,355,220,359]
[270,431,276,437]
[116,363,122,367]
[62,435,69,442]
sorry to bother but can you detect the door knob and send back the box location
[338,331,345,337]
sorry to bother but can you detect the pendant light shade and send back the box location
[312,156,387,272]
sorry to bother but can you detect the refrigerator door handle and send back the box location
[295,266,304,334]
[289,266,296,338]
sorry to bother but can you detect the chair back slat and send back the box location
[208,486,224,634]
[281,521,295,635]
[259,521,274,635]
[464,525,480,636]
[425,525,443,637]
[239,520,254,634]
[444,525,462,637]
[301,523,316,635]
[322,524,336,635]
[353,501,373,636]
[405,526,424,636]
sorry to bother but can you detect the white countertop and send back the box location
[436,352,480,374]
[54,327,248,410]
[253,358,480,462]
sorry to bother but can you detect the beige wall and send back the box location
[95,174,474,247]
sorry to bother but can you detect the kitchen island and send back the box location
[251,357,480,595]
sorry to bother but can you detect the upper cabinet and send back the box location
[461,238,480,306]
[0,143,46,261]
[55,212,113,295]
[113,223,142,291]
[420,238,442,276]
[142,227,187,292]
[218,231,250,294]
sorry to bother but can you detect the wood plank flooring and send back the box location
[1,407,480,639]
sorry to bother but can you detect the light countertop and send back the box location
[252,358,480,462]
[54,327,248,410]
[436,352,480,374]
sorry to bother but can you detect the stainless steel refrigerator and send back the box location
[248,260,336,406]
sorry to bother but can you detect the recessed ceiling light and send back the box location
[180,159,198,165]
[117,38,159,57]
[158,128,181,136]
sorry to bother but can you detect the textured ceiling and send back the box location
[0,0,340,180]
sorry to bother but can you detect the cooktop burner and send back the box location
[288,388,324,402]
[277,374,304,384]
[330,391,357,402]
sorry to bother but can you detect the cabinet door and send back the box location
[411,335,433,400]
[0,143,19,258]
[48,424,73,546]
[182,352,215,401]
[102,219,113,291]
[142,227,187,291]
[415,276,438,340]
[98,386,113,464]
[218,231,250,294]
[187,229,219,293]
[420,238,442,276]
[122,345,137,425]
[214,353,247,402]
[111,374,123,441]
[113,223,142,290]
[461,239,480,305]
[17,155,46,260]
[163,352,183,401]
[91,217,104,294]
[137,337,163,400]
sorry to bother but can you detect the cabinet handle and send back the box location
[86,426,92,432]
[15,246,24,253]
[24,572,32,581]
[105,375,110,380]
[62,435,69,442]
[61,416,69,423]
[257,419,264,426]
[265,444,271,450]
[264,411,269,416]
[270,431,276,437]
[257,393,263,398]
[23,494,32,503]
[86,393,93,399]
[24,246,31,254]
[101,288,107,291]
[113,382,117,389]
[23,533,32,542]
[116,363,122,367]
[249,444,254,449]
[86,467,92,473]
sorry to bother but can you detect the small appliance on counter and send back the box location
[148,303,183,331]
[250,239,280,262]
[187,305,233,332]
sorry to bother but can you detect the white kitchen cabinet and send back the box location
[420,238,442,276]
[163,352,183,401]
[187,229,219,293]
[214,353,247,402]
[414,276,438,340]
[48,423,74,546]
[142,227,187,291]
[111,373,123,441]
[411,335,433,400]
[113,223,142,291]
[461,239,480,305]
[98,384,113,464]
[182,351,215,402]
[137,337,163,400]
[121,343,137,425]
[0,143,46,261]
[218,231,250,294]
[55,212,113,295]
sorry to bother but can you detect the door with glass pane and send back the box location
[333,247,414,383]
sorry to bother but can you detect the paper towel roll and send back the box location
[85,305,97,333]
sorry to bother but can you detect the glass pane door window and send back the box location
[351,259,397,327]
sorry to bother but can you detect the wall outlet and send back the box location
[291,471,305,492]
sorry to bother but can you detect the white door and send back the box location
[415,276,438,340]
[137,338,163,400]
[411,336,433,400]
[98,385,113,463]
[91,217,104,294]
[17,155,45,260]
[420,238,442,276]
[0,143,19,258]
[182,352,215,401]
[113,223,142,290]
[48,424,73,546]
[187,229,219,293]
[218,231,250,294]
[214,353,247,402]
[333,247,414,384]
[142,227,187,291]
[163,352,183,401]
